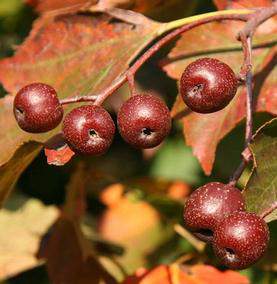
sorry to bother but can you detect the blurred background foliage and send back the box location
[0,0,275,283]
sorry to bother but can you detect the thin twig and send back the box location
[92,13,250,105]
[61,14,250,105]
[228,5,277,185]
[58,6,276,107]
[128,15,249,77]
[229,160,248,186]
[60,95,97,105]
[243,36,254,147]
[174,224,206,253]
[229,35,253,186]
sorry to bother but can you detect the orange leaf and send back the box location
[213,0,274,10]
[26,0,194,19]
[98,198,164,273]
[189,265,249,284]
[44,145,75,166]
[122,264,250,284]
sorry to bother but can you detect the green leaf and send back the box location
[243,118,277,223]
[150,138,202,184]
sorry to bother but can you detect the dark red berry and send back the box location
[13,83,63,133]
[213,211,269,270]
[117,94,171,149]
[183,182,245,242]
[180,58,237,113]
[62,105,115,155]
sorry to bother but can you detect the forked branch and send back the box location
[60,5,277,185]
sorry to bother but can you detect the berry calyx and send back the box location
[213,211,269,270]
[183,182,245,242]
[13,83,63,133]
[62,105,115,155]
[180,58,237,113]
[117,93,171,149]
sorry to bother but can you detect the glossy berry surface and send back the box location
[63,105,115,155]
[117,94,171,149]
[180,58,237,113]
[13,83,63,133]
[213,211,269,270]
[183,182,245,242]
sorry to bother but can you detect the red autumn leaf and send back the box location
[122,264,250,284]
[25,0,96,14]
[63,163,88,220]
[44,134,75,166]
[37,163,115,284]
[25,0,193,18]
[122,265,172,284]
[162,18,276,174]
[213,0,274,10]
[187,264,250,284]
[44,146,74,166]
[38,217,117,284]
[0,11,161,205]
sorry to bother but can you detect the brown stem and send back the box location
[92,13,250,105]
[229,35,253,186]
[228,5,277,186]
[128,14,248,77]
[260,202,277,219]
[244,36,254,147]
[60,95,97,105]
[229,160,247,186]
[59,6,276,107]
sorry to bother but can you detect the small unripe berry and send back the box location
[180,58,237,113]
[183,182,245,242]
[13,83,63,133]
[63,105,115,155]
[213,211,269,270]
[117,94,171,149]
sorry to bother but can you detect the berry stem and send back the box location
[61,13,250,106]
[126,14,249,83]
[60,95,97,105]
[58,6,276,107]
[229,4,277,186]
[245,43,253,148]
[229,36,253,186]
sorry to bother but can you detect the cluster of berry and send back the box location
[183,182,269,269]
[13,57,237,154]
[13,84,171,154]
[13,57,268,270]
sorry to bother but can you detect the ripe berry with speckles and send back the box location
[13,83,63,133]
[63,105,115,155]
[213,211,269,270]
[183,182,245,242]
[117,93,171,149]
[180,58,238,113]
